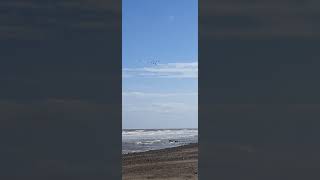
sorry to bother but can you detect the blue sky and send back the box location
[123,0,198,129]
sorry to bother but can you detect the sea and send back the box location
[122,128,198,154]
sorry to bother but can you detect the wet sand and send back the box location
[122,143,198,180]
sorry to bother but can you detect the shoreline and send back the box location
[122,143,198,180]
[122,143,197,155]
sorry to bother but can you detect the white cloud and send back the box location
[123,62,198,78]
[150,102,197,113]
[122,91,197,98]
[123,91,197,114]
[124,102,197,113]
[122,91,198,128]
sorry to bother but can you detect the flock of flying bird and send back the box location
[138,59,160,66]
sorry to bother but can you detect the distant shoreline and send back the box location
[122,143,198,180]
[122,128,198,131]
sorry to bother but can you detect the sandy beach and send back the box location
[122,143,198,180]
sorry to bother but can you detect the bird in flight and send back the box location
[150,59,160,65]
[138,59,160,66]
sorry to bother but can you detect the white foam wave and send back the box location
[122,129,197,140]
[136,140,161,145]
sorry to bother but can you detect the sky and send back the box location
[122,0,198,129]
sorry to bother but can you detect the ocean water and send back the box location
[122,129,198,154]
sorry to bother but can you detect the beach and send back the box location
[122,143,198,180]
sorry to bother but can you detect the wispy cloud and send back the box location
[123,91,197,114]
[149,102,197,113]
[122,91,197,97]
[124,102,197,113]
[123,62,198,78]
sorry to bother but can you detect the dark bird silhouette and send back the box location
[138,59,160,66]
[150,60,160,65]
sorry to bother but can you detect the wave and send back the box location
[136,140,161,145]
[122,129,198,138]
[122,129,198,154]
